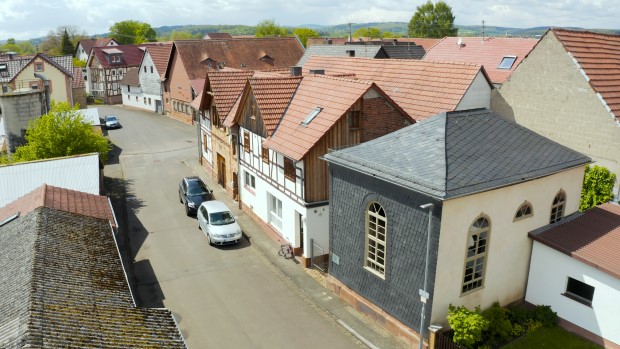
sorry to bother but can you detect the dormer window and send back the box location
[498,56,517,69]
[111,55,121,63]
[0,64,7,72]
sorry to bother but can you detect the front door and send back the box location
[232,172,239,201]
[217,154,226,188]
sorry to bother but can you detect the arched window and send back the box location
[365,202,387,277]
[462,216,490,294]
[550,190,566,224]
[514,201,533,221]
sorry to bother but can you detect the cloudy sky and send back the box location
[1,0,618,40]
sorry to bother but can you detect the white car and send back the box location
[105,115,120,129]
[197,200,242,245]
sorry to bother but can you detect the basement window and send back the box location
[302,107,323,126]
[498,56,517,69]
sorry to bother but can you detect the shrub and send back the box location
[447,304,489,349]
[532,305,558,327]
[580,164,616,211]
[482,301,513,344]
[511,323,525,337]
[507,304,530,325]
[527,320,543,332]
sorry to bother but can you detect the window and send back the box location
[243,131,250,153]
[144,97,147,104]
[128,85,131,93]
[365,202,387,276]
[232,134,237,156]
[148,98,151,105]
[144,66,147,73]
[462,216,490,294]
[564,277,595,306]
[34,63,43,72]
[268,193,283,230]
[262,146,269,163]
[244,171,255,189]
[349,110,361,129]
[284,158,295,180]
[498,56,517,69]
[302,107,323,126]
[550,190,566,223]
[135,96,138,101]
[514,201,533,221]
[150,66,153,73]
[203,134,208,152]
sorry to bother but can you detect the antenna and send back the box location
[482,20,486,41]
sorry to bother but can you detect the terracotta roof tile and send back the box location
[209,70,255,125]
[249,76,302,135]
[264,75,379,160]
[72,67,85,88]
[145,43,173,79]
[307,38,439,51]
[530,202,620,279]
[303,56,488,121]
[423,37,538,84]
[552,28,620,121]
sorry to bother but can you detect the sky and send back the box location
[1,0,618,41]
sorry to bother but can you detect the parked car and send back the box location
[105,115,121,129]
[179,176,213,216]
[197,200,243,245]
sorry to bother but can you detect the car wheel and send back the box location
[198,221,201,230]
[185,204,190,216]
[179,190,183,203]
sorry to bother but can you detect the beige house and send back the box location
[492,28,620,196]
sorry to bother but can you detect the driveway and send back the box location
[100,105,364,348]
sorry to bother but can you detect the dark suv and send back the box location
[179,176,213,216]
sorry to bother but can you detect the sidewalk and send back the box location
[184,159,408,349]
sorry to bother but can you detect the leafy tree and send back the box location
[60,29,75,55]
[160,30,201,41]
[13,101,110,163]
[292,28,320,47]
[381,31,402,38]
[353,27,381,39]
[110,20,157,44]
[6,38,15,45]
[447,304,489,348]
[580,165,616,211]
[38,26,87,55]
[73,58,87,67]
[255,19,288,37]
[408,0,458,38]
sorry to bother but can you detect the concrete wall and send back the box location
[492,32,620,195]
[328,162,441,333]
[527,242,620,347]
[0,90,45,152]
[432,166,585,325]
[457,71,492,111]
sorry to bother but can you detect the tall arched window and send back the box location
[550,190,566,224]
[462,216,490,294]
[365,202,387,277]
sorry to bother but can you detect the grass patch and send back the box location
[503,326,602,349]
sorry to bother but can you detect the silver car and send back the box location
[105,115,120,129]
[197,200,242,245]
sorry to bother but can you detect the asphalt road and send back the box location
[100,105,363,349]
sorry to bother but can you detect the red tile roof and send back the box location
[249,76,302,135]
[423,37,538,84]
[263,75,397,160]
[204,33,233,40]
[145,43,173,79]
[72,67,85,89]
[530,202,620,279]
[90,44,152,69]
[303,56,489,121]
[0,184,116,228]
[551,28,620,121]
[209,70,255,125]
[77,38,116,55]
[172,38,304,80]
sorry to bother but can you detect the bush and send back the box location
[507,304,530,326]
[447,304,489,349]
[580,164,616,211]
[482,301,513,344]
[531,305,558,327]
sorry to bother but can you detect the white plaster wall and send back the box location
[305,204,330,255]
[527,242,620,346]
[430,166,585,325]
[456,71,492,111]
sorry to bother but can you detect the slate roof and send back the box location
[0,184,116,228]
[303,56,490,121]
[264,74,404,161]
[119,66,140,86]
[90,44,150,69]
[381,44,426,59]
[144,42,173,79]
[0,207,186,348]
[551,28,620,121]
[0,54,73,83]
[423,36,538,84]
[209,70,255,124]
[296,44,385,66]
[72,67,85,88]
[323,108,590,199]
[248,76,302,135]
[171,38,304,80]
[529,202,620,279]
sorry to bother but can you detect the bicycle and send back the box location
[278,244,294,259]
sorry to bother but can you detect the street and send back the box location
[100,105,364,349]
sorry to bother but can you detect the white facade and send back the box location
[121,84,145,109]
[456,71,492,110]
[430,166,585,325]
[527,242,620,346]
[200,110,213,167]
[137,52,164,113]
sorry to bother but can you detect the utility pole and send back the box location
[482,20,486,41]
[348,23,352,43]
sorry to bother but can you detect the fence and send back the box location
[433,331,465,349]
[310,238,328,272]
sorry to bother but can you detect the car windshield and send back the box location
[106,116,117,121]
[209,211,235,225]
[187,182,208,195]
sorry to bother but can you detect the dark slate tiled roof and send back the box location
[380,44,425,59]
[296,44,384,66]
[0,208,186,348]
[324,108,590,199]
[529,202,620,279]
[0,54,73,83]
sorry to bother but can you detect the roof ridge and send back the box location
[552,27,620,39]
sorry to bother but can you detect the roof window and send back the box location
[498,56,517,69]
[0,64,7,71]
[302,107,323,126]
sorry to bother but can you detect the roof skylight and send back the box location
[498,56,517,69]
[302,107,323,126]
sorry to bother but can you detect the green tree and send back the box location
[38,26,87,55]
[109,20,157,44]
[255,19,288,37]
[292,28,320,47]
[381,31,402,38]
[13,101,111,163]
[60,29,75,55]
[447,304,489,348]
[6,38,15,45]
[73,58,87,67]
[353,27,381,39]
[580,165,616,211]
[408,0,458,38]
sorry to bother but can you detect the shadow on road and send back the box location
[106,142,123,165]
[133,259,166,308]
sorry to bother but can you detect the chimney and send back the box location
[345,50,355,57]
[290,66,302,76]
[309,69,324,75]
[327,39,332,45]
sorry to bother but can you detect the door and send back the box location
[217,154,226,188]
[155,100,162,114]
[296,211,304,250]
[232,172,239,201]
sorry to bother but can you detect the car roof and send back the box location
[105,115,117,119]
[184,176,204,184]
[201,200,230,212]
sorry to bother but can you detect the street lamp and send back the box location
[419,202,434,349]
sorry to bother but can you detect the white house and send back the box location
[527,202,620,348]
